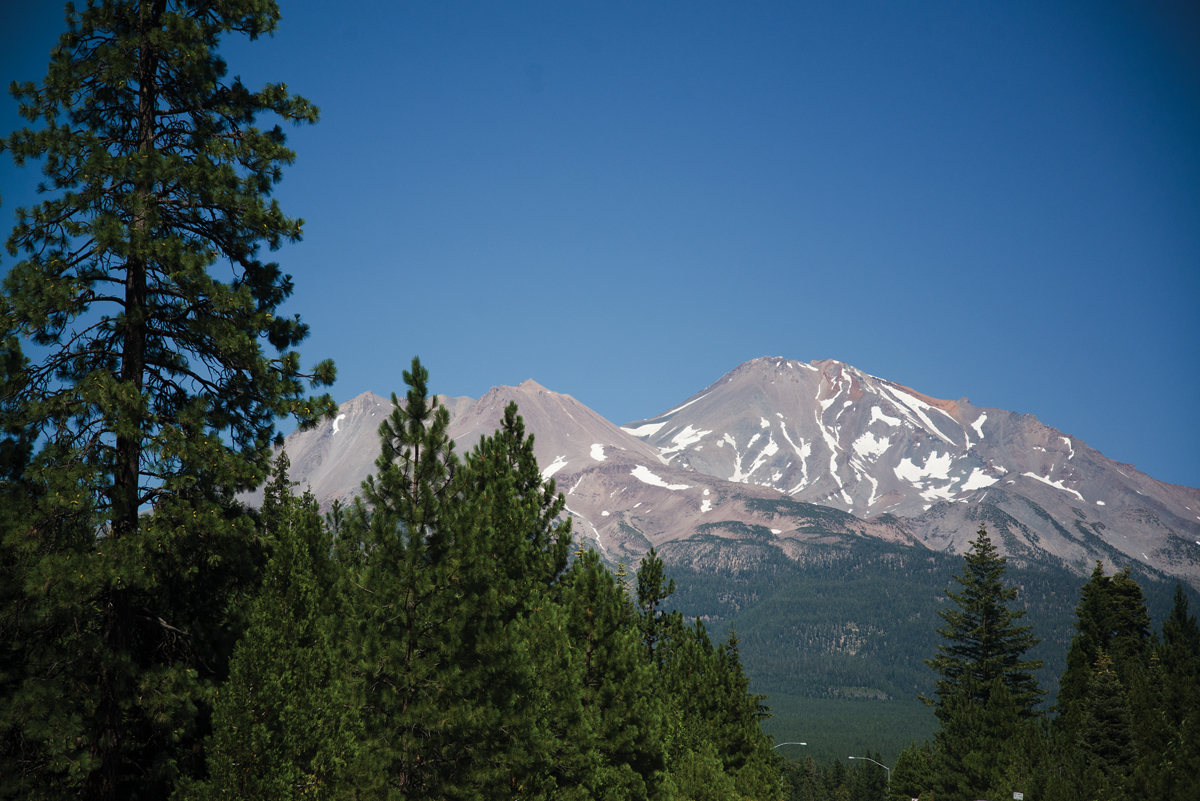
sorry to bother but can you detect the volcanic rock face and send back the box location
[264,358,1200,586]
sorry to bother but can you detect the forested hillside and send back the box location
[661,536,1195,769]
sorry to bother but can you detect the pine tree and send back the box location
[178,452,357,800]
[0,3,333,798]
[555,548,669,800]
[923,525,1044,719]
[342,360,585,799]
[338,358,463,799]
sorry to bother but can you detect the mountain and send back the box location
[621,357,1200,584]
[264,357,1200,588]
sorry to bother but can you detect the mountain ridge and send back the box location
[266,356,1200,588]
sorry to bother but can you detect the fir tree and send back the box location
[1077,652,1137,786]
[0,3,333,798]
[923,526,1046,801]
[1128,584,1200,800]
[923,525,1044,719]
[1057,562,1152,724]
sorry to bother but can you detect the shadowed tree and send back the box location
[0,2,333,798]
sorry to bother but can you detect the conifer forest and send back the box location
[1,3,1198,800]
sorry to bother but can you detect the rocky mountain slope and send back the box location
[263,357,1200,587]
[622,357,1200,581]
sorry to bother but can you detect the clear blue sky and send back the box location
[2,1,1198,488]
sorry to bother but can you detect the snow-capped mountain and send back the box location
[263,357,1200,587]
[622,357,1200,579]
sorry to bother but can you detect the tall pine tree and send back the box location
[342,359,584,799]
[0,2,333,798]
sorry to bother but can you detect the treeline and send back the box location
[1,362,780,799]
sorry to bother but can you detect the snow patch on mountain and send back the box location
[853,430,890,460]
[961,468,998,492]
[880,384,955,445]
[542,455,568,479]
[744,436,780,480]
[659,425,711,459]
[871,406,901,427]
[622,421,668,437]
[332,413,346,434]
[1022,471,1085,502]
[631,465,691,491]
[895,451,953,483]
[590,443,607,461]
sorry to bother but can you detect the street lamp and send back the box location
[848,755,891,783]
[772,742,807,749]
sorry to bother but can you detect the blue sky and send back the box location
[2,1,1198,488]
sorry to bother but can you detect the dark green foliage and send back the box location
[338,359,473,798]
[335,359,710,800]
[557,548,669,799]
[924,525,1044,720]
[1047,562,1156,798]
[1057,562,1152,723]
[633,551,779,800]
[178,451,357,800]
[921,526,1045,801]
[0,2,332,798]
[888,741,933,801]
[1077,652,1137,782]
[930,679,1044,801]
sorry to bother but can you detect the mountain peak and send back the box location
[258,356,1200,587]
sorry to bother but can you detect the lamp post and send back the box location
[848,755,891,783]
[773,742,807,749]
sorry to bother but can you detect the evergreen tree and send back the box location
[635,547,676,664]
[923,526,1045,801]
[0,3,333,798]
[1077,652,1137,787]
[923,525,1044,719]
[848,751,887,801]
[178,452,357,800]
[1057,562,1152,724]
[555,547,669,800]
[1128,584,1200,800]
[783,754,820,801]
[342,359,584,799]
[888,741,933,801]
[339,358,465,799]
